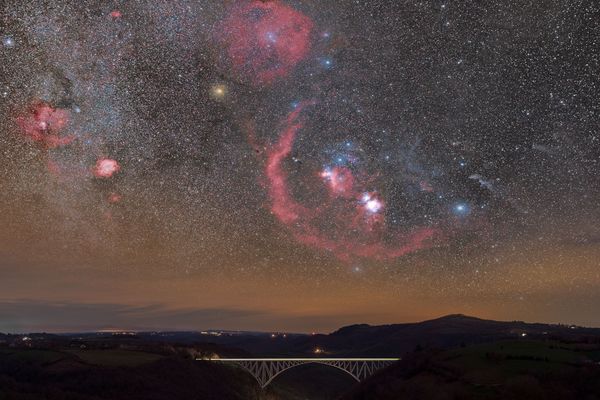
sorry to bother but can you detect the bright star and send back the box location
[453,203,470,215]
[361,193,383,214]
[210,84,228,100]
[2,36,15,48]
[320,58,333,69]
[266,32,277,43]
[366,199,383,213]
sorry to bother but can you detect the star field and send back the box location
[0,0,599,332]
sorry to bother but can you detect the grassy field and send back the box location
[0,349,262,400]
[440,340,593,385]
[342,341,600,400]
[68,349,164,367]
[0,348,69,364]
[0,348,163,367]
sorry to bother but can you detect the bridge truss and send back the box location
[203,358,399,388]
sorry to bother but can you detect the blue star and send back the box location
[453,203,470,216]
[2,36,15,48]
[265,32,277,43]
[320,58,333,69]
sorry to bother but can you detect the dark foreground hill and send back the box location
[3,337,600,400]
[3,315,600,399]
[0,349,262,400]
[342,340,600,400]
[0,347,355,400]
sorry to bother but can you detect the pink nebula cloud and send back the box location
[217,0,313,86]
[15,101,74,149]
[108,192,122,204]
[321,167,355,198]
[93,158,121,179]
[264,102,440,261]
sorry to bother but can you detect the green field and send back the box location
[440,340,594,385]
[68,349,164,367]
[0,349,68,364]
[0,348,163,367]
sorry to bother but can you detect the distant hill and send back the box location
[7,314,600,358]
[257,314,600,357]
[113,314,600,358]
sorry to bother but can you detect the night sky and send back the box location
[1,0,599,333]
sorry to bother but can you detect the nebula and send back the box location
[93,158,121,179]
[108,192,122,204]
[265,103,439,261]
[217,0,313,86]
[15,101,74,148]
[321,167,355,198]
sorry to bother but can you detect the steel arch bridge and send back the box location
[203,358,399,388]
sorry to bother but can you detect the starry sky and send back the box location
[0,0,599,333]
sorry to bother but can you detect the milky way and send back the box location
[0,0,599,332]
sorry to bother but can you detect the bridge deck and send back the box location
[207,358,400,361]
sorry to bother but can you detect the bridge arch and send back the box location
[204,358,399,389]
[262,360,360,388]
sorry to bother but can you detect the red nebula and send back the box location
[265,102,313,223]
[108,192,122,203]
[264,102,440,261]
[420,180,434,192]
[110,10,122,18]
[217,0,313,86]
[15,101,74,148]
[93,158,121,178]
[46,160,62,176]
[321,167,355,198]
